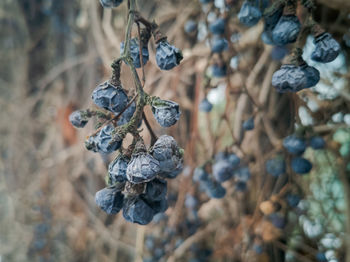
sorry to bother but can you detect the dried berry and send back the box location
[235,166,251,182]
[92,81,128,113]
[156,40,183,70]
[269,213,286,229]
[211,37,228,53]
[309,136,325,149]
[283,135,306,155]
[286,194,300,207]
[311,33,340,63]
[266,157,286,177]
[95,124,122,154]
[184,20,197,34]
[193,167,209,182]
[123,196,155,225]
[211,63,227,78]
[143,178,167,202]
[99,0,123,8]
[117,101,136,126]
[270,46,289,61]
[238,1,262,27]
[150,197,168,214]
[203,179,226,199]
[151,99,181,127]
[69,110,88,128]
[213,159,234,182]
[95,187,124,214]
[272,15,301,46]
[235,181,247,192]
[126,152,160,183]
[108,154,129,184]
[301,65,320,89]
[199,98,213,112]
[291,157,312,174]
[120,38,149,68]
[209,18,225,35]
[272,64,307,93]
[151,135,184,178]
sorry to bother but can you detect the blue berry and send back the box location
[238,1,262,27]
[235,181,247,192]
[95,187,124,214]
[227,153,240,167]
[199,98,213,112]
[95,124,122,154]
[211,37,228,53]
[243,117,254,131]
[213,159,234,182]
[184,20,197,34]
[235,166,251,182]
[286,194,300,207]
[309,136,326,149]
[193,167,209,182]
[156,40,183,70]
[99,0,123,8]
[269,213,286,229]
[123,196,154,225]
[151,99,181,127]
[69,110,88,128]
[143,178,167,202]
[272,15,301,46]
[265,157,286,177]
[211,63,227,77]
[117,101,136,126]
[108,154,129,184]
[126,153,160,183]
[200,0,212,3]
[272,64,307,93]
[270,46,289,61]
[316,252,328,262]
[261,29,275,45]
[311,33,340,63]
[185,194,198,209]
[120,38,149,68]
[283,135,306,155]
[85,135,99,152]
[209,18,225,35]
[301,64,320,89]
[151,135,183,178]
[291,157,312,174]
[151,197,169,214]
[92,81,128,113]
[203,179,226,198]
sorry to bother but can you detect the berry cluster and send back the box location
[69,0,184,225]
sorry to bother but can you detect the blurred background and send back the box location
[1,0,350,261]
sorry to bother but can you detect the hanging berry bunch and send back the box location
[69,0,184,225]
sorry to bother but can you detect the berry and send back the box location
[261,29,275,45]
[211,37,228,53]
[272,64,307,93]
[283,135,306,155]
[126,152,160,183]
[117,101,136,126]
[269,213,286,229]
[108,154,129,184]
[235,166,251,182]
[95,187,124,214]
[199,98,213,112]
[270,46,289,61]
[185,194,198,209]
[203,179,226,199]
[238,1,262,27]
[265,157,286,177]
[235,181,247,192]
[123,196,155,225]
[69,110,88,128]
[243,117,254,131]
[272,15,301,46]
[151,135,184,178]
[120,38,149,68]
[316,252,328,262]
[227,153,240,167]
[291,157,312,174]
[151,99,181,127]
[301,64,320,89]
[309,136,326,149]
[151,197,169,214]
[143,178,167,202]
[193,167,209,182]
[200,0,212,3]
[92,81,128,113]
[99,0,123,8]
[184,20,197,34]
[95,124,122,154]
[286,194,300,207]
[213,159,234,182]
[156,40,183,70]
[85,135,98,152]
[211,63,227,78]
[209,18,225,35]
[311,33,340,63]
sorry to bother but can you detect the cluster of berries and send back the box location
[69,0,184,225]
[194,151,250,198]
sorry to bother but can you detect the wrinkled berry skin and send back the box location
[211,64,227,78]
[193,167,209,182]
[243,117,254,130]
[311,33,340,63]
[310,136,325,149]
[95,187,124,214]
[151,135,183,178]
[199,98,213,112]
[283,135,306,155]
[266,157,286,177]
[301,65,320,89]
[261,4,283,45]
[92,81,128,113]
[96,124,122,154]
[184,20,197,34]
[150,198,169,214]
[203,179,226,198]
[108,154,129,184]
[123,197,154,225]
[85,135,98,152]
[272,64,307,93]
[238,1,262,27]
[116,101,136,126]
[291,157,312,174]
[211,37,228,53]
[213,159,234,182]
[151,99,181,127]
[272,15,301,46]
[99,0,123,8]
[126,153,160,183]
[143,178,167,202]
[69,110,88,128]
[286,194,300,207]
[209,18,225,35]
[156,41,183,70]
[120,38,149,68]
